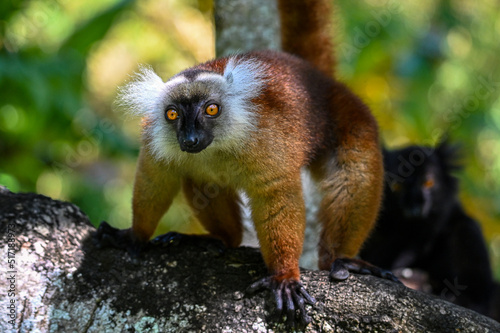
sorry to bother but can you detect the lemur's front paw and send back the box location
[151,231,190,247]
[247,276,316,328]
[94,221,144,257]
[329,257,401,283]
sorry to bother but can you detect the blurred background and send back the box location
[1,0,499,278]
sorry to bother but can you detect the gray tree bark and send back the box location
[214,0,280,57]
[1,189,499,332]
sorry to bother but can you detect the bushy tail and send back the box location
[277,0,335,77]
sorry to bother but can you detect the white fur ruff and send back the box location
[117,57,268,164]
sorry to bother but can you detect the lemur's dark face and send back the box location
[161,70,228,155]
[164,89,221,153]
[383,144,459,221]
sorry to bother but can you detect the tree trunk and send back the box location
[1,189,499,332]
[214,0,280,58]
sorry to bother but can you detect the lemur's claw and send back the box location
[330,258,402,284]
[247,276,316,328]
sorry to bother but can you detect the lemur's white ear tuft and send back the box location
[115,66,166,118]
[223,58,268,99]
[216,57,268,146]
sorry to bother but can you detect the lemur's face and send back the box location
[162,72,226,154]
[383,146,458,221]
[117,58,268,162]
[387,159,439,219]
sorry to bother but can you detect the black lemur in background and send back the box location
[360,142,495,317]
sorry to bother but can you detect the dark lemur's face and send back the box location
[383,144,459,220]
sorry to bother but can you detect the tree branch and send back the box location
[1,190,499,332]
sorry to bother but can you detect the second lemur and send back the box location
[360,143,495,317]
[96,0,392,325]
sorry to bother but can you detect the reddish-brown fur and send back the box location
[278,0,383,271]
[278,0,335,76]
[182,179,243,248]
[131,0,382,285]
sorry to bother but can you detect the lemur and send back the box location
[360,143,495,317]
[96,0,396,325]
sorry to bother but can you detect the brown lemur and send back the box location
[95,0,397,325]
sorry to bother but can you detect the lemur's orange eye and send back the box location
[391,182,401,192]
[166,109,178,121]
[205,104,220,117]
[423,178,434,189]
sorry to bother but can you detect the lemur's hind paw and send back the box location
[330,257,401,284]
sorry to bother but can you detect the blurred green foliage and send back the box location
[1,0,499,275]
[335,0,500,277]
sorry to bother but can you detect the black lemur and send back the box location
[360,142,495,316]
